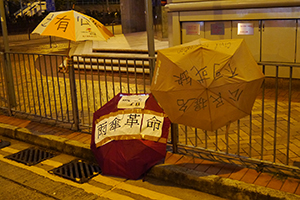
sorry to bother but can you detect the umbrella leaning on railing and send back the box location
[150,38,265,132]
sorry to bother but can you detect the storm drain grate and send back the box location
[5,147,57,166]
[0,139,10,149]
[49,159,101,183]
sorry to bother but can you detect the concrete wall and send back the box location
[166,0,300,78]
[120,0,146,34]
[77,1,167,37]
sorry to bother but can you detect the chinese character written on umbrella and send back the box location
[95,110,165,147]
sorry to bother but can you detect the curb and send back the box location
[0,123,96,162]
[0,123,299,200]
[147,165,299,200]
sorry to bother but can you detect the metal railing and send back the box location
[0,52,152,131]
[72,54,152,132]
[173,61,300,178]
[1,51,300,177]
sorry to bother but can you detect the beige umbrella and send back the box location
[150,38,264,131]
[32,10,113,72]
[32,10,113,42]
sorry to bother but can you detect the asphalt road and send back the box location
[0,136,228,200]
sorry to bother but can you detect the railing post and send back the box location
[0,1,17,111]
[1,52,11,115]
[68,57,80,131]
[111,22,115,35]
[1,52,16,113]
[145,0,156,79]
[171,123,178,153]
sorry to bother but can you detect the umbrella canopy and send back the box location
[31,10,113,72]
[32,10,113,41]
[150,38,264,131]
[91,93,171,179]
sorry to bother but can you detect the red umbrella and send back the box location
[91,93,171,179]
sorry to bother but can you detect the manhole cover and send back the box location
[5,147,57,166]
[0,139,10,149]
[49,159,101,183]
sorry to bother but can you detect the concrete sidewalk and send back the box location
[0,114,299,200]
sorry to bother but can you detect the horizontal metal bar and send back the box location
[258,61,300,67]
[92,48,158,54]
[5,52,66,57]
[78,53,155,60]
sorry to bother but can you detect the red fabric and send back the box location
[91,93,171,179]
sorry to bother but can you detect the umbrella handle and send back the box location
[67,40,71,57]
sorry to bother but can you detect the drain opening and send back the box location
[5,147,57,166]
[0,139,10,149]
[49,159,101,183]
